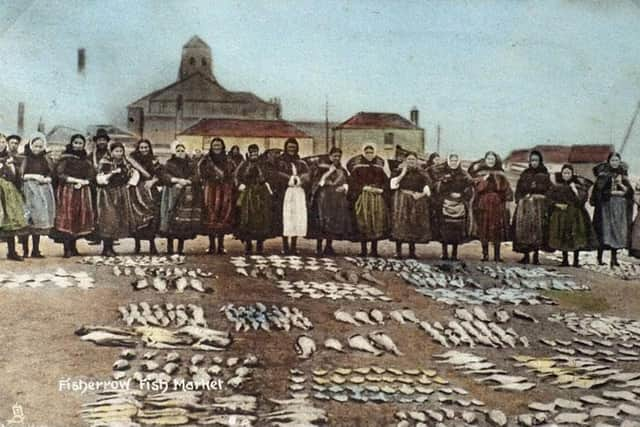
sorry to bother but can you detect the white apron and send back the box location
[282,164,307,237]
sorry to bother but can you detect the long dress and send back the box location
[547,179,596,252]
[590,163,634,250]
[308,164,352,240]
[390,168,432,243]
[348,156,389,241]
[434,166,473,244]
[21,153,56,235]
[96,158,135,239]
[471,170,512,242]
[54,153,95,237]
[268,154,310,237]
[0,152,27,238]
[129,153,161,239]
[159,156,202,239]
[512,166,552,253]
[199,154,236,234]
[630,194,640,258]
[235,159,272,241]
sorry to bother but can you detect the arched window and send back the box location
[189,57,195,65]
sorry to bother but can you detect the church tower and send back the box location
[178,36,214,81]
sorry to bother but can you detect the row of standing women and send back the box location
[0,131,638,266]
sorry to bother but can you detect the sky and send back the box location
[1,0,640,167]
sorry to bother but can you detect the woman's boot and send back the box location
[7,238,23,261]
[573,250,580,267]
[561,251,569,266]
[282,237,290,255]
[441,243,449,260]
[395,241,403,259]
[370,240,379,257]
[70,239,80,256]
[597,248,605,265]
[245,240,253,255]
[217,235,226,255]
[63,240,72,258]
[323,240,335,256]
[102,240,116,257]
[408,243,417,259]
[316,240,323,255]
[290,237,298,255]
[166,238,174,255]
[494,242,502,262]
[149,239,158,255]
[518,252,530,264]
[481,242,489,261]
[31,235,44,258]
[21,236,29,258]
[451,244,459,261]
[256,240,264,254]
[359,242,367,257]
[134,238,141,254]
[611,249,620,267]
[207,235,216,254]
[532,250,540,265]
[177,239,185,255]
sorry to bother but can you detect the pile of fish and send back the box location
[231,255,339,278]
[549,312,640,342]
[110,349,259,392]
[79,254,185,266]
[545,250,640,280]
[75,324,232,351]
[275,280,391,302]
[434,351,538,391]
[118,302,208,328]
[395,408,508,426]
[119,265,213,293]
[0,268,94,289]
[290,365,478,405]
[476,264,587,291]
[221,303,313,332]
[513,354,640,390]
[262,394,328,426]
[81,390,259,426]
[322,331,403,356]
[538,336,640,362]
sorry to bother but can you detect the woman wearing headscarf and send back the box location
[159,141,202,255]
[54,134,95,257]
[347,144,389,257]
[468,151,513,262]
[390,152,432,258]
[20,133,55,258]
[129,139,161,254]
[235,144,273,254]
[198,137,237,254]
[0,134,27,260]
[434,153,473,261]
[96,141,136,256]
[228,145,244,167]
[269,138,310,255]
[547,164,596,267]
[308,147,351,256]
[512,150,551,265]
[590,152,634,267]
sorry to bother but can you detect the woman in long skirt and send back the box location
[235,144,273,254]
[308,147,351,256]
[0,134,27,260]
[547,164,596,267]
[159,141,202,255]
[268,138,310,255]
[96,142,136,256]
[468,151,512,262]
[434,154,473,261]
[347,144,389,257]
[199,138,236,254]
[512,150,551,265]
[20,133,55,258]
[390,153,432,258]
[590,153,634,267]
[129,139,161,254]
[54,134,95,257]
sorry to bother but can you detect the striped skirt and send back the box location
[354,190,388,240]
[55,183,94,237]
[202,182,235,234]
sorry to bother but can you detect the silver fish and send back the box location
[324,338,345,352]
[369,309,385,325]
[368,331,403,356]
[334,310,360,326]
[348,334,383,356]
[295,335,316,359]
[354,310,375,325]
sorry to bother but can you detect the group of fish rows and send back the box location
[545,250,640,280]
[112,265,214,293]
[221,303,313,332]
[513,354,640,390]
[290,365,482,406]
[549,312,640,342]
[394,407,510,426]
[110,349,259,390]
[81,390,260,426]
[539,336,640,362]
[275,279,391,302]
[75,324,232,351]
[516,392,640,426]
[231,255,340,277]
[475,264,587,291]
[118,302,208,328]
[79,254,186,266]
[0,268,94,289]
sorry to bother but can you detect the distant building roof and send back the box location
[179,118,311,139]
[568,144,614,163]
[532,145,572,164]
[46,125,83,145]
[506,144,615,167]
[335,112,419,130]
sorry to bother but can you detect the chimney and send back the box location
[410,107,419,127]
[78,48,86,74]
[37,117,45,133]
[17,102,24,135]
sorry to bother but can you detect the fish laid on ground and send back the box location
[348,334,383,356]
[368,331,403,356]
[295,335,316,359]
[324,338,345,353]
[369,309,385,325]
[334,310,360,326]
[354,310,375,325]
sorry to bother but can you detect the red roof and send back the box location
[179,119,310,138]
[532,145,572,164]
[568,144,613,163]
[335,112,419,130]
[505,149,530,164]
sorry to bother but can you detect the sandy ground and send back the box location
[0,236,639,426]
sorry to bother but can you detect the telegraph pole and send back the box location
[436,123,441,154]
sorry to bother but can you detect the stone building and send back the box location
[126,36,281,146]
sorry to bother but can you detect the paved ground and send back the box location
[0,236,639,426]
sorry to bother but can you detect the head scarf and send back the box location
[207,137,227,164]
[130,139,156,173]
[63,133,88,159]
[170,140,186,154]
[446,153,461,170]
[282,138,300,162]
[24,132,48,157]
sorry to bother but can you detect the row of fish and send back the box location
[333,307,416,326]
[545,250,640,280]
[79,254,186,266]
[549,312,640,342]
[0,268,94,289]
[476,264,587,291]
[81,390,259,426]
[262,394,328,426]
[118,302,208,328]
[395,407,509,426]
[221,303,313,332]
[539,336,640,362]
[76,324,232,351]
[231,254,339,273]
[275,280,391,302]
[411,285,555,306]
